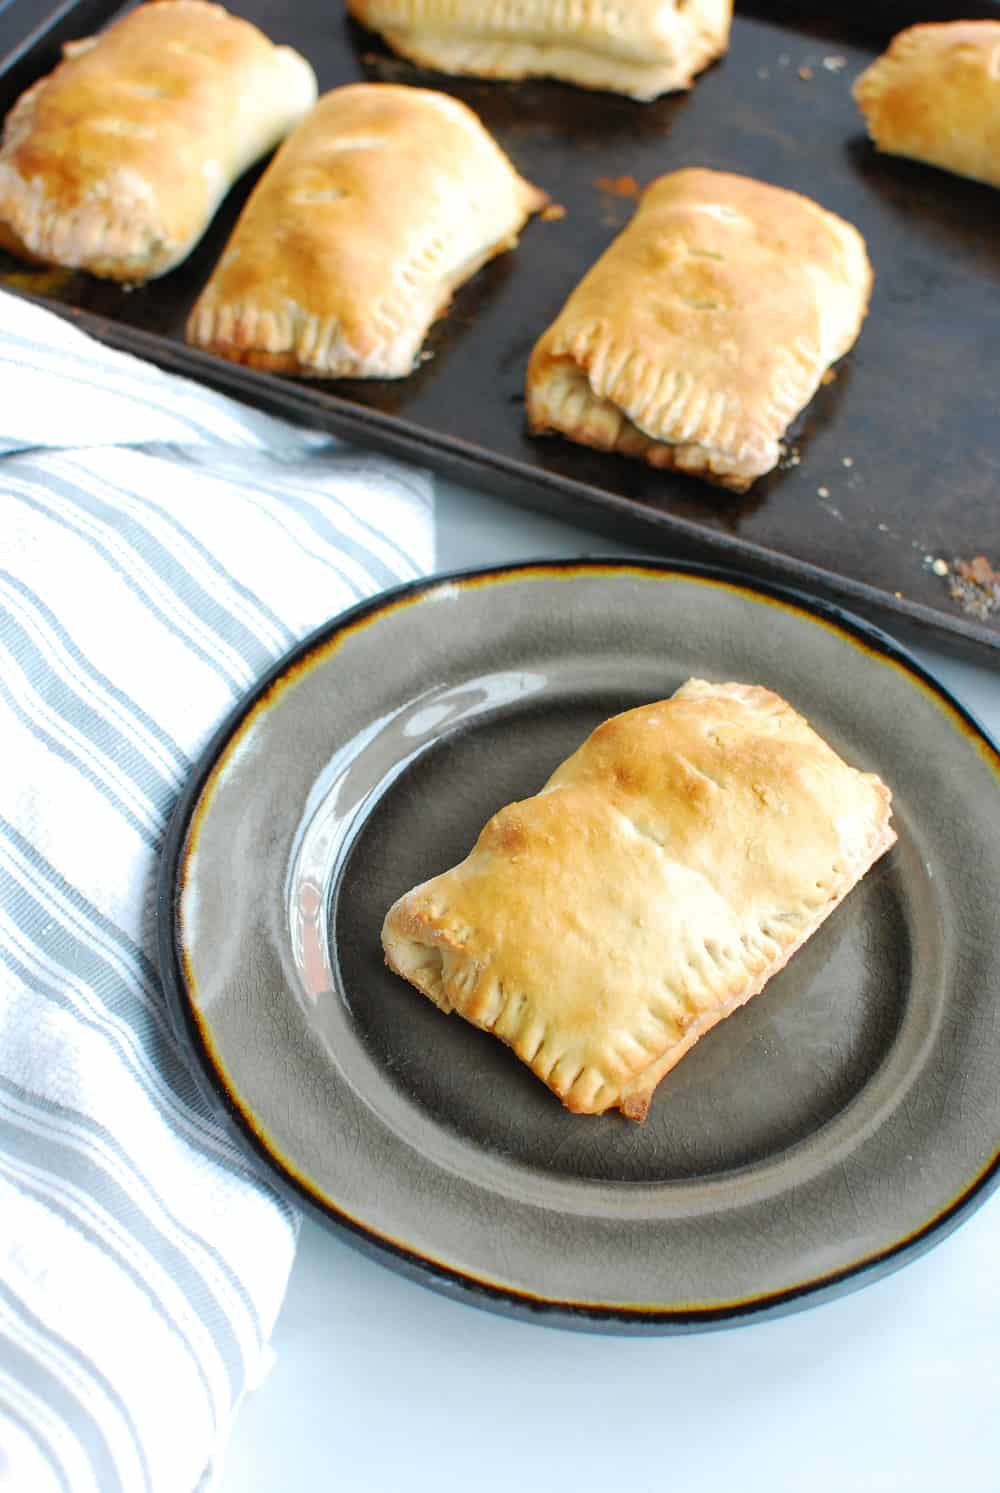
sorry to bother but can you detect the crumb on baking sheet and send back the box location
[822,55,848,72]
[817,486,830,498]
[798,65,814,80]
[594,175,641,198]
[946,555,1000,620]
[541,203,566,222]
[842,456,854,468]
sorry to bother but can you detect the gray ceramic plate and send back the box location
[159,561,1000,1331]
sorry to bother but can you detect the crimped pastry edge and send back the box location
[187,217,540,379]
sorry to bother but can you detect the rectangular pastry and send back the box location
[186,83,546,379]
[526,168,873,492]
[853,21,1000,189]
[0,1,317,283]
[346,0,732,100]
[382,681,896,1121]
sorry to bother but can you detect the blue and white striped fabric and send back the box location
[0,291,434,1492]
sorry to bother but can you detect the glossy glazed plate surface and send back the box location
[159,562,1000,1330]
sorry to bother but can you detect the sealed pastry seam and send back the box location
[382,680,897,1120]
[527,329,821,487]
[187,84,546,378]
[0,1,318,282]
[353,0,711,58]
[347,0,733,99]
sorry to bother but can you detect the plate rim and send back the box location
[156,555,1000,1333]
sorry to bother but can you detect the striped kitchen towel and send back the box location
[0,290,434,1493]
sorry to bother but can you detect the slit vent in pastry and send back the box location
[0,1,318,282]
[346,0,733,100]
[525,167,873,492]
[853,21,1000,189]
[382,681,896,1122]
[186,83,547,379]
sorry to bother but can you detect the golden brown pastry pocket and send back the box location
[382,681,896,1121]
[853,21,1000,189]
[526,168,873,492]
[186,83,546,379]
[346,0,732,100]
[0,1,317,282]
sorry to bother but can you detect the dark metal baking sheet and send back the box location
[2,0,999,656]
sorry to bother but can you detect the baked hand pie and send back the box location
[345,0,732,100]
[187,83,546,379]
[382,681,896,1121]
[853,21,1000,189]
[526,168,873,491]
[0,1,317,283]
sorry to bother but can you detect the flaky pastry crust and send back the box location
[853,21,1000,189]
[346,0,732,100]
[525,168,873,492]
[0,1,317,282]
[186,83,546,379]
[382,681,896,1121]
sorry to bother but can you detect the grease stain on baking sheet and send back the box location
[0,263,77,296]
[594,174,641,199]
[594,175,642,227]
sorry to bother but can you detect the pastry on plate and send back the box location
[186,83,546,379]
[853,21,1000,188]
[382,681,896,1121]
[525,168,873,492]
[346,0,732,101]
[0,1,317,282]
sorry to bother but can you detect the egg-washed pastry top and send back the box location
[382,681,897,1121]
[525,168,873,492]
[0,1,317,283]
[346,0,733,100]
[853,21,1000,190]
[186,83,546,379]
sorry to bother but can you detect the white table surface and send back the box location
[218,476,1000,1493]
